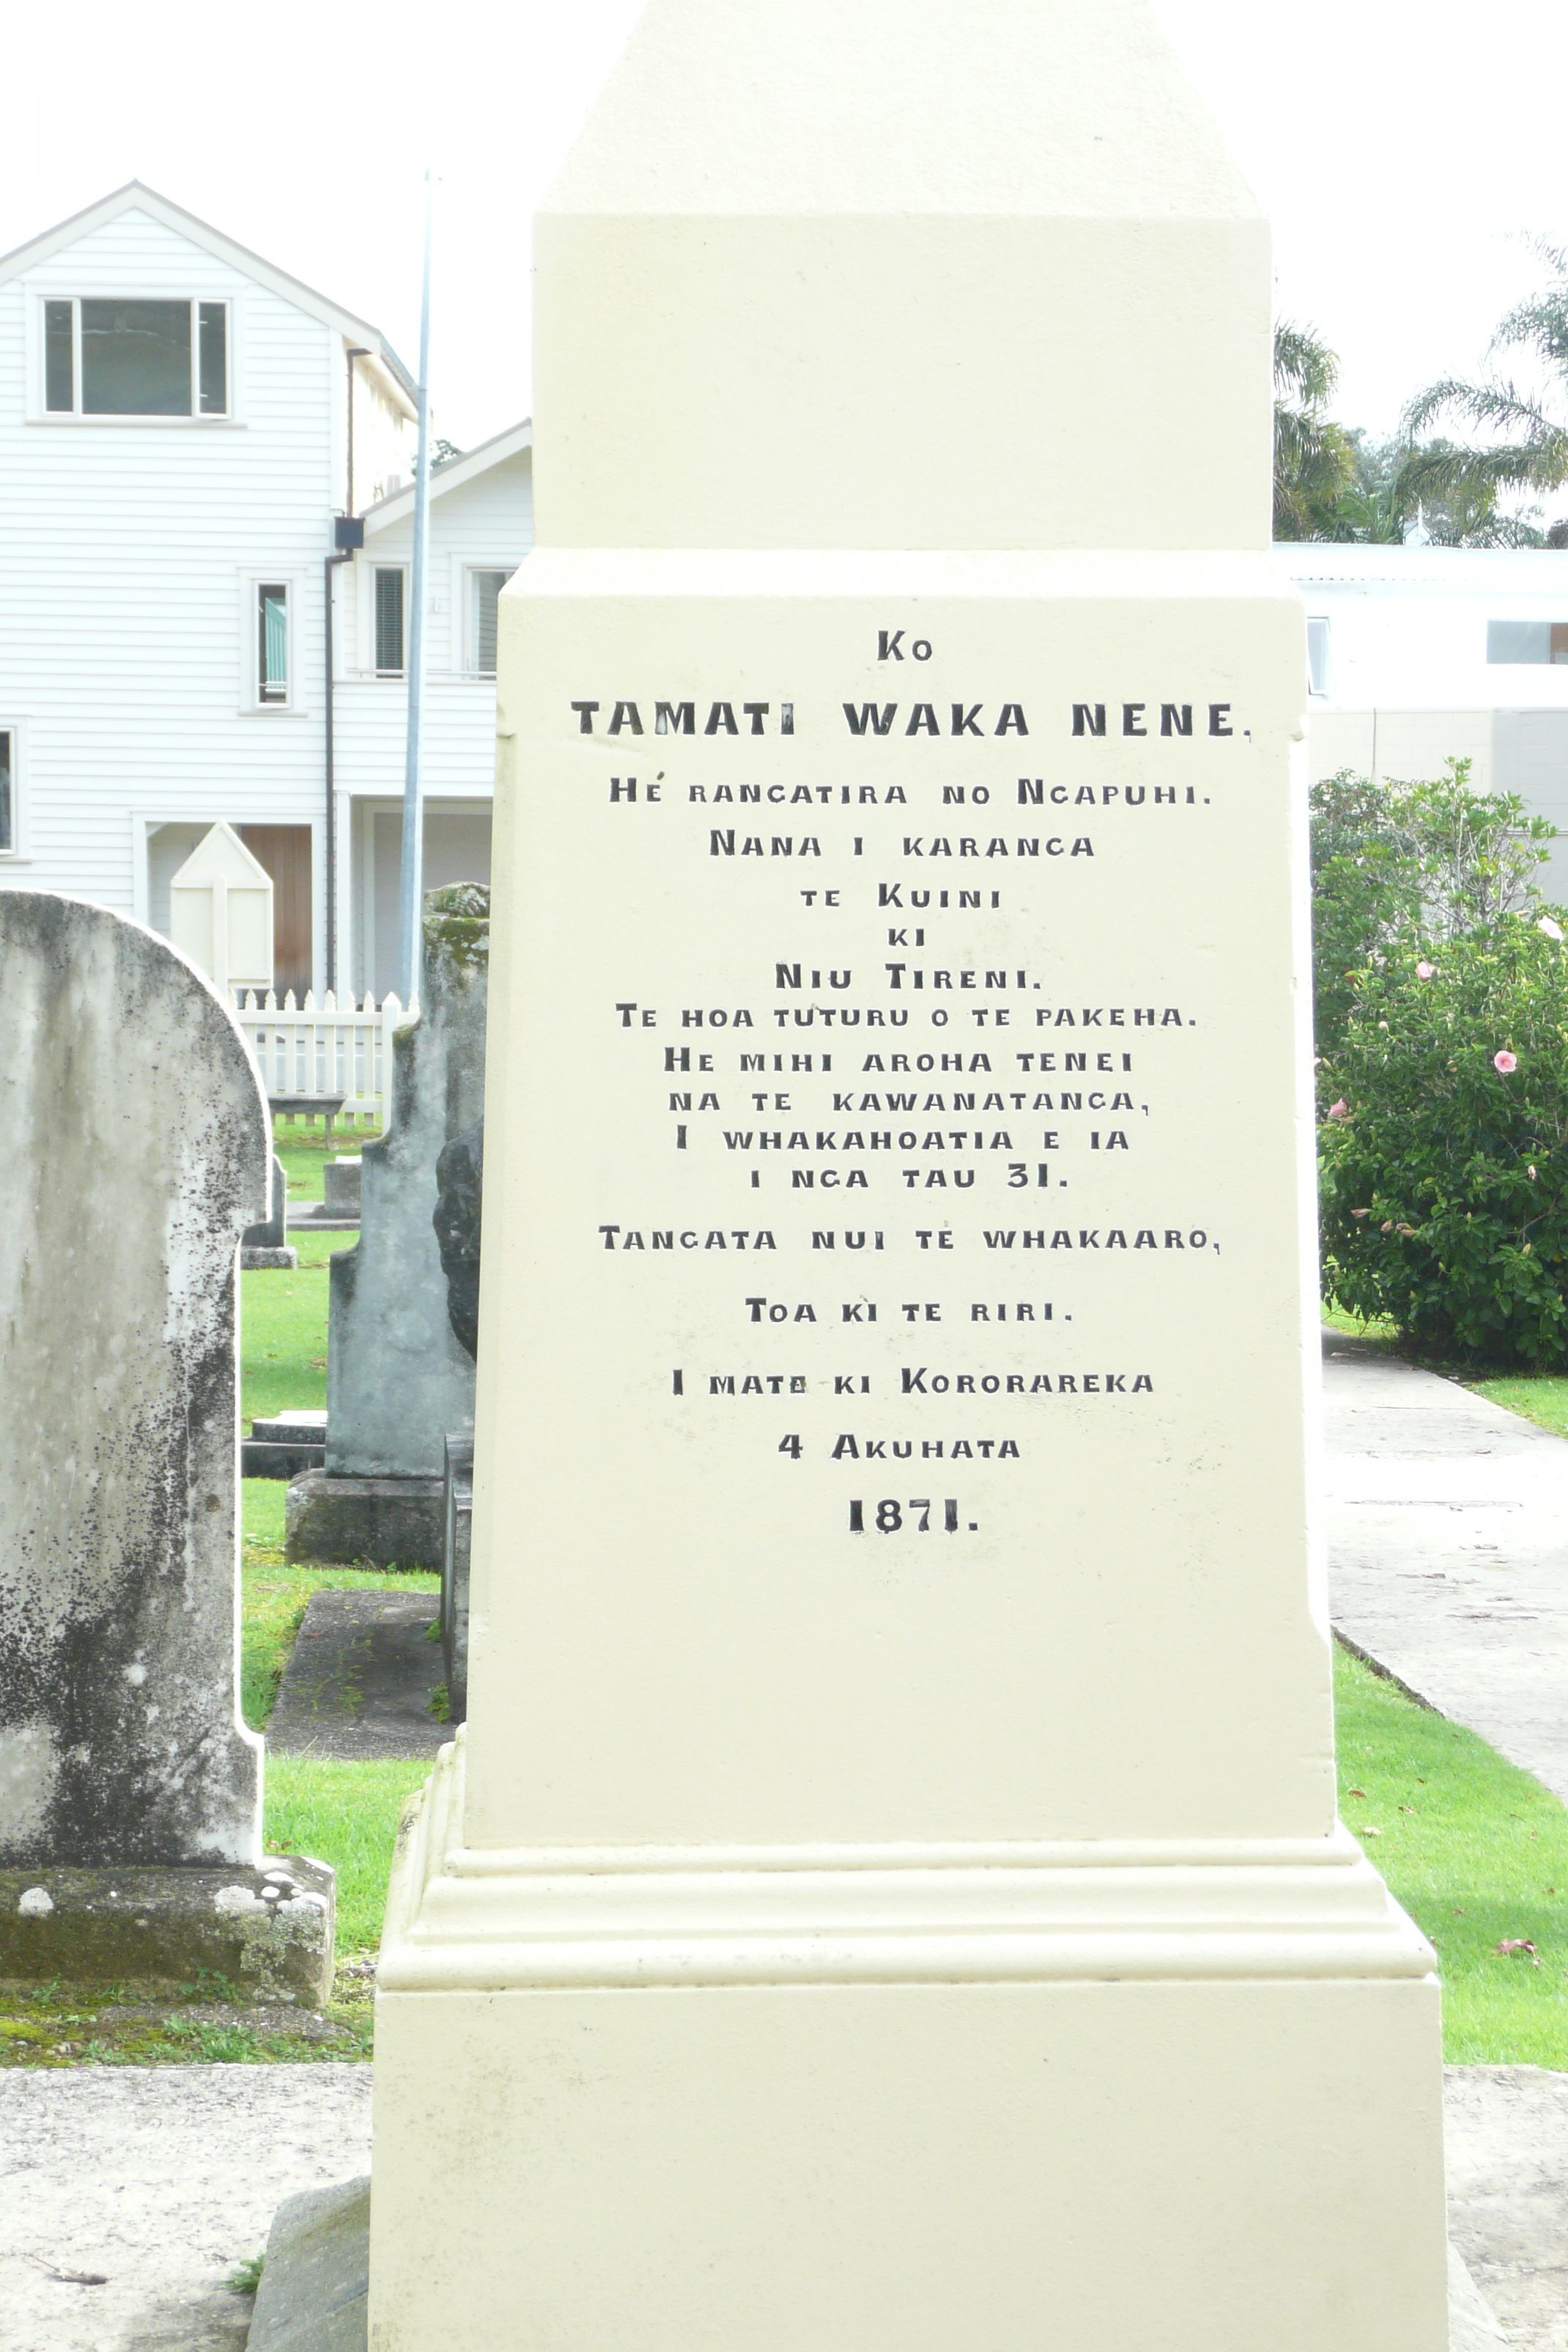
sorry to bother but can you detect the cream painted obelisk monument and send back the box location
[369,4,1450,2343]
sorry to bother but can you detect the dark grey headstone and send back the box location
[325,886,487,1479]
[433,1123,483,1361]
[0,892,268,1869]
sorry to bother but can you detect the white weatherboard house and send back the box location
[0,183,528,998]
[338,422,531,995]
[1278,543,1568,900]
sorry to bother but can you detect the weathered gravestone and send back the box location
[286,886,488,1567]
[367,4,1450,2345]
[242,1153,297,1270]
[0,892,332,1999]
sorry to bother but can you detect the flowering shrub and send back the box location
[1319,917,1568,1364]
[1311,761,1554,1053]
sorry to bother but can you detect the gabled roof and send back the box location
[0,181,417,412]
[170,821,272,890]
[362,418,533,533]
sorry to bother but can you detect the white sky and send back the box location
[5,0,1567,463]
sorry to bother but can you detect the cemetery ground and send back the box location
[7,1191,1568,2073]
[1325,1300,1568,1438]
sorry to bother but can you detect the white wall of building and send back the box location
[1278,546,1568,900]
[0,188,535,998]
[0,207,341,945]
[1281,546,1568,716]
[336,441,532,994]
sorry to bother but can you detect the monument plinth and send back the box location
[369,3,1449,2344]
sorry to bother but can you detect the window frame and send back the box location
[370,562,409,678]
[464,564,516,678]
[1305,615,1331,698]
[240,573,304,714]
[1486,618,1568,666]
[0,720,26,859]
[33,293,240,424]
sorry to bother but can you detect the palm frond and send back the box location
[1404,377,1564,437]
[1274,321,1338,410]
[1488,290,1568,378]
[1400,434,1568,505]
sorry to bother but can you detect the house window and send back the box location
[1488,619,1568,665]
[0,730,15,854]
[468,568,514,676]
[42,297,229,418]
[257,584,290,705]
[1306,616,1330,697]
[374,568,405,675]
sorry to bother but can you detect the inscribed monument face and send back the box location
[464,583,1329,1848]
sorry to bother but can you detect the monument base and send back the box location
[367,1738,1450,2352]
[241,1245,299,1271]
[0,1856,333,2002]
[259,2185,1508,2352]
[286,1471,444,1567]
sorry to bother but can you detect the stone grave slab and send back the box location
[244,1411,328,1481]
[267,1591,448,1760]
[0,1856,333,2004]
[249,2176,371,2352]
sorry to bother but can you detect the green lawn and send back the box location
[1469,1373,1568,1439]
[1321,1300,1398,1343]
[271,1114,378,1204]
[1336,1648,1568,2065]
[241,1232,340,1423]
[241,1482,438,1961]
[242,1210,437,1970]
[265,1758,430,1957]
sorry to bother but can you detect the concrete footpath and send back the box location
[0,2067,371,2351]
[0,2061,1553,2349]
[1324,1333,1568,1801]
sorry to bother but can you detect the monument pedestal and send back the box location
[365,0,1451,2340]
[374,1740,1446,2351]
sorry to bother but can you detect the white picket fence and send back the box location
[233,990,418,1120]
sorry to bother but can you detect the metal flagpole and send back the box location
[397,170,434,1005]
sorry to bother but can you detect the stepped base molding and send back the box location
[367,1738,1449,2351]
